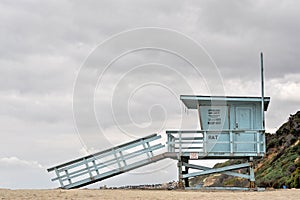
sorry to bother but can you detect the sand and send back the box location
[0,188,299,200]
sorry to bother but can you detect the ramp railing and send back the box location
[47,134,164,189]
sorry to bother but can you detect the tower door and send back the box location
[235,106,253,130]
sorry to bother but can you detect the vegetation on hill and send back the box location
[190,111,300,188]
[256,111,300,188]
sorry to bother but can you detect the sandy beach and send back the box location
[0,189,299,200]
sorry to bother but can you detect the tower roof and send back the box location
[180,95,270,111]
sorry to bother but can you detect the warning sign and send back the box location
[189,152,199,159]
[199,106,229,130]
[208,109,221,125]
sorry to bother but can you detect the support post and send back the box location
[177,157,184,189]
[249,157,255,188]
[182,157,189,187]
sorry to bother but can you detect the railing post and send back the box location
[167,133,170,152]
[143,142,151,158]
[179,131,182,155]
[262,130,266,154]
[203,131,207,154]
[65,170,72,184]
[119,151,127,167]
[230,131,233,155]
[92,160,100,175]
[55,168,64,187]
[172,135,175,152]
[256,132,260,154]
[113,150,122,169]
[84,158,92,178]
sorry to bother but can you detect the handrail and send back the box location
[47,133,165,189]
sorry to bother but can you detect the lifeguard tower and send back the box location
[47,53,270,190]
[166,95,270,189]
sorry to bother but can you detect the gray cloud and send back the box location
[0,0,299,189]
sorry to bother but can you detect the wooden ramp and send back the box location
[47,134,175,189]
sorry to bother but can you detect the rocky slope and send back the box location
[190,111,300,188]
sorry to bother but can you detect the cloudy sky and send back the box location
[0,0,299,189]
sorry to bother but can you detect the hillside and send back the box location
[190,111,300,188]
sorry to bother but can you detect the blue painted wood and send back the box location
[51,135,162,173]
[166,130,265,158]
[180,95,270,131]
[182,163,250,179]
[47,134,159,171]
[48,134,165,189]
[180,95,270,110]
[51,144,164,182]
[183,163,250,178]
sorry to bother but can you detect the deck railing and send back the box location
[166,130,265,158]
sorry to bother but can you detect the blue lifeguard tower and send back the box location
[47,53,270,190]
[166,95,270,188]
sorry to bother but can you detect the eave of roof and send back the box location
[180,95,270,111]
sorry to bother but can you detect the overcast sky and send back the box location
[0,0,299,189]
